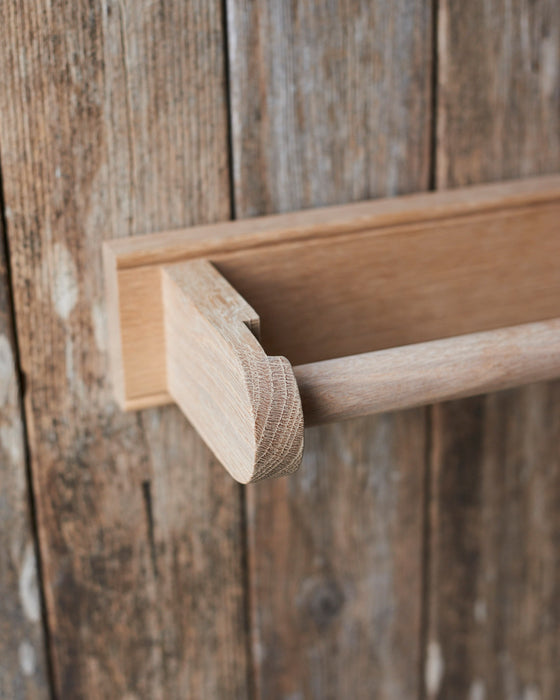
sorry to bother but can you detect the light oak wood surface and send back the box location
[296,319,560,425]
[163,260,303,482]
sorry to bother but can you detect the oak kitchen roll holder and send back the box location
[104,175,560,483]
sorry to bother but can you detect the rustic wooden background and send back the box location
[0,1,558,698]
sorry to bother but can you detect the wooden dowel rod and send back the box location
[294,318,560,426]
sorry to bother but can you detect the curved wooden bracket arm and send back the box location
[162,260,304,483]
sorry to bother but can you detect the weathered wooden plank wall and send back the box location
[427,1,560,698]
[226,2,432,698]
[0,2,248,698]
[0,1,558,699]
[0,222,48,696]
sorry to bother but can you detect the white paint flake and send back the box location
[0,423,23,465]
[469,679,486,700]
[51,243,78,320]
[18,640,36,676]
[0,334,15,406]
[540,38,558,99]
[474,598,487,623]
[523,685,541,700]
[92,301,106,352]
[19,543,40,623]
[426,640,444,696]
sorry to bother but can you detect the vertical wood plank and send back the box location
[226,2,433,697]
[428,1,560,698]
[0,222,49,697]
[0,2,248,698]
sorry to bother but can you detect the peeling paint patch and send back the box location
[474,598,487,623]
[18,640,37,676]
[92,301,106,352]
[523,685,541,700]
[65,338,75,383]
[540,37,558,99]
[252,636,265,665]
[426,640,444,696]
[0,423,24,465]
[0,334,15,406]
[469,679,486,700]
[51,243,78,320]
[19,543,40,623]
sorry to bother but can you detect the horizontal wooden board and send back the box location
[104,175,560,408]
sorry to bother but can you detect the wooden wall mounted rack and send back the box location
[104,175,560,483]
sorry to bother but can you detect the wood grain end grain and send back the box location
[162,260,304,483]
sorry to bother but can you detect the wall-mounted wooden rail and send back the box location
[104,175,560,482]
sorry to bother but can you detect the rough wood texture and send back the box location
[163,260,303,482]
[105,175,560,408]
[0,2,248,698]
[226,0,432,696]
[0,224,48,697]
[427,1,560,698]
